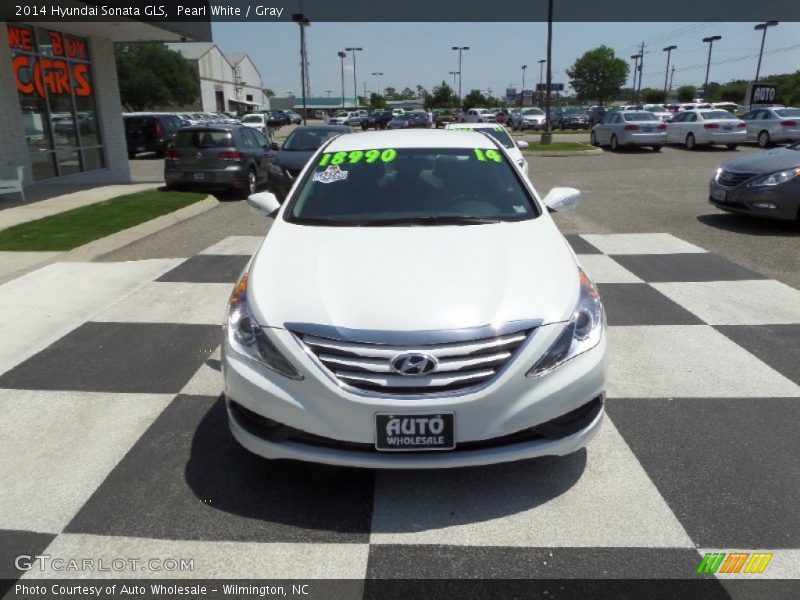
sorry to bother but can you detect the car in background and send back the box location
[240,112,272,137]
[590,110,666,151]
[123,113,184,158]
[463,108,495,123]
[329,111,362,126]
[552,108,590,130]
[666,109,746,150]
[285,111,303,125]
[266,124,354,196]
[709,141,800,221]
[741,107,800,148]
[511,107,546,131]
[643,104,672,122]
[446,122,530,176]
[387,112,427,129]
[164,124,271,198]
[362,110,394,131]
[435,109,457,128]
[268,111,291,127]
[228,129,605,468]
[391,108,405,116]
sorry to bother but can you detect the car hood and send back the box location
[275,150,315,171]
[248,218,580,332]
[722,147,800,174]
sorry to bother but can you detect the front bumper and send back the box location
[708,177,800,221]
[222,322,606,469]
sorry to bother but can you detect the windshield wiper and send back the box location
[360,216,503,226]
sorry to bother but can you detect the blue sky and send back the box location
[212,21,800,98]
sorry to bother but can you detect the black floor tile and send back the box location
[716,324,800,386]
[157,255,250,283]
[598,283,704,326]
[610,253,765,283]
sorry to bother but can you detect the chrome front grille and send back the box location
[718,170,755,187]
[293,323,536,395]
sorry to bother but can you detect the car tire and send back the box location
[238,168,257,200]
[652,145,663,152]
[757,130,771,148]
[685,133,696,150]
[590,131,598,147]
[610,135,619,151]
[726,144,739,150]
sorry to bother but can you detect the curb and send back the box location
[523,148,603,157]
[0,195,218,286]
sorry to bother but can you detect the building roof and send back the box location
[164,42,217,61]
[225,53,247,65]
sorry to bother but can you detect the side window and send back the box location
[760,110,772,120]
[742,110,755,120]
[611,114,621,124]
[688,113,697,122]
[240,128,258,148]
[251,129,269,147]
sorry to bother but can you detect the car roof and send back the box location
[291,125,353,132]
[446,123,504,130]
[177,124,244,130]
[324,129,500,152]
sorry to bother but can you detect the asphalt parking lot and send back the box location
[2,125,798,594]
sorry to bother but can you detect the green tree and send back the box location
[383,86,400,100]
[115,43,199,111]
[763,71,800,106]
[644,89,667,104]
[400,87,416,100]
[416,84,428,100]
[263,88,276,98]
[718,80,748,104]
[463,89,489,110]
[677,85,696,102]
[704,82,721,103]
[369,93,387,109]
[566,46,628,104]
[425,81,457,109]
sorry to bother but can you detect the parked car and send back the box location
[362,111,394,130]
[463,108,495,123]
[387,113,427,129]
[434,109,457,128]
[709,141,800,221]
[163,125,271,198]
[266,124,354,195]
[666,109,746,150]
[511,107,546,131]
[240,112,272,137]
[265,111,290,127]
[553,108,590,130]
[123,113,184,158]
[285,111,303,125]
[446,122,530,176]
[741,107,800,148]
[228,129,605,468]
[329,111,362,126]
[590,111,666,151]
[643,104,672,122]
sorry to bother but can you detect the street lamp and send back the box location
[663,45,677,98]
[324,90,332,97]
[542,0,553,143]
[702,35,722,102]
[520,65,527,108]
[337,51,347,109]
[345,47,363,108]
[754,21,778,81]
[451,46,469,109]
[371,72,383,98]
[538,59,546,107]
[449,71,459,90]
[630,54,642,102]
[292,12,310,125]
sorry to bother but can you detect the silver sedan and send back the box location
[742,107,800,148]
[590,111,666,152]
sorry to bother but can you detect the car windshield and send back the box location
[241,114,262,123]
[452,126,515,148]
[644,105,665,112]
[776,108,800,118]
[701,110,736,120]
[624,112,658,122]
[523,108,545,115]
[286,147,537,226]
[173,129,233,148]
[283,129,343,151]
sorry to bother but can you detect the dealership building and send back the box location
[0,17,211,188]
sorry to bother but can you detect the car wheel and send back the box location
[590,131,598,147]
[727,144,739,150]
[685,133,696,150]
[757,130,771,148]
[652,145,663,152]
[238,168,257,199]
[610,135,619,151]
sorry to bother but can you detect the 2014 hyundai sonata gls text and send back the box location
[222,129,606,469]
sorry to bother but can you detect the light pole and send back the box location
[449,71,459,90]
[630,54,641,102]
[371,72,383,98]
[451,46,469,109]
[520,65,527,108]
[337,51,347,109]
[663,45,677,99]
[325,90,331,97]
[702,35,721,102]
[292,12,310,125]
[538,59,546,107]
[754,21,778,81]
[542,0,553,143]
[345,47,363,108]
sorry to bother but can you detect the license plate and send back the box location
[136,146,145,152]
[723,125,733,130]
[375,413,455,452]
[712,188,727,202]
[192,172,205,181]
[643,127,653,132]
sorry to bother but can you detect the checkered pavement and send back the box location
[1,233,798,594]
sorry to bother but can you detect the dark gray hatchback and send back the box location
[164,125,271,198]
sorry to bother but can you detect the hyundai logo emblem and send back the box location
[390,353,437,377]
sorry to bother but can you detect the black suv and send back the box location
[123,113,184,158]
[362,111,393,130]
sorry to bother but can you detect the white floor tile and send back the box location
[577,254,644,283]
[199,236,263,256]
[181,346,223,396]
[581,233,706,255]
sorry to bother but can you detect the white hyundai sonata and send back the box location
[223,129,606,469]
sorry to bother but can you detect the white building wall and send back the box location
[0,22,31,184]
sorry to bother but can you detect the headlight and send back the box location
[527,268,604,377]
[227,274,303,380]
[746,167,800,187]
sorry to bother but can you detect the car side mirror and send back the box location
[543,187,581,213]
[270,141,280,151]
[248,191,281,216]
[517,140,529,149]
